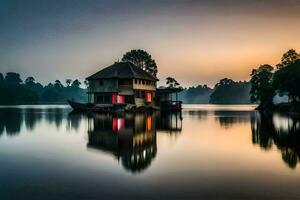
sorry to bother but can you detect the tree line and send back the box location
[250,49,300,110]
[0,72,87,105]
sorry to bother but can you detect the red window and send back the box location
[146,92,152,102]
[112,93,117,104]
[118,95,125,103]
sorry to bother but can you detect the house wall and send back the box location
[88,78,157,105]
[134,91,155,107]
[133,79,156,91]
[89,79,118,93]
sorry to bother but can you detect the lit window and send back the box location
[146,116,152,132]
[146,92,152,102]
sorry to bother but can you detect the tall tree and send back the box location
[25,76,35,85]
[5,72,22,85]
[122,49,158,77]
[250,64,274,108]
[166,77,180,88]
[54,80,63,89]
[66,79,72,87]
[273,60,300,102]
[276,49,300,69]
[72,79,81,88]
[214,78,235,88]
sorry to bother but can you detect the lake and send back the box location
[0,104,300,199]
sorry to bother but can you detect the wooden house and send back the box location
[86,62,158,107]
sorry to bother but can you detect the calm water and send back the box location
[1,105,300,199]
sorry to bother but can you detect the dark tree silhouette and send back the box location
[54,80,63,89]
[250,64,274,108]
[166,77,180,88]
[66,79,72,87]
[25,76,35,85]
[5,72,22,85]
[273,60,300,102]
[0,73,4,82]
[84,80,89,88]
[122,49,158,77]
[210,79,251,104]
[276,49,300,69]
[72,79,81,88]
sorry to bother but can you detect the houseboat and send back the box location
[68,61,182,112]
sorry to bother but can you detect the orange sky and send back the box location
[1,0,300,87]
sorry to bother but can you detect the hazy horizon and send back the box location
[1,0,300,87]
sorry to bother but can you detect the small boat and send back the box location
[68,100,124,112]
[68,100,160,113]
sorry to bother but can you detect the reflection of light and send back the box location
[112,118,125,132]
[88,118,94,131]
[273,113,291,134]
[146,116,152,132]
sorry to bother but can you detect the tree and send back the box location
[214,78,235,88]
[210,79,251,104]
[71,79,81,88]
[166,77,180,88]
[25,76,35,85]
[0,73,4,82]
[54,80,63,89]
[250,64,274,108]
[122,49,158,77]
[5,72,22,85]
[276,49,300,69]
[273,60,300,103]
[66,79,72,87]
[84,80,89,88]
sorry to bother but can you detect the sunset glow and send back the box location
[1,0,300,86]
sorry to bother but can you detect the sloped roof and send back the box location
[86,62,158,81]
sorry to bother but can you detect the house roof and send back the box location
[86,62,159,81]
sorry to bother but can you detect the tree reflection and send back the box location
[251,111,300,169]
[0,107,68,136]
[215,111,252,129]
[0,108,23,136]
[24,108,43,130]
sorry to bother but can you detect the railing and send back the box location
[160,101,182,111]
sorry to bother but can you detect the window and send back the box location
[146,92,152,102]
[118,79,132,85]
[96,94,111,104]
[112,93,117,104]
[99,80,104,86]
[135,79,138,84]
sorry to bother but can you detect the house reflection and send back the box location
[86,111,183,173]
[251,111,300,169]
[156,111,182,134]
[87,113,157,173]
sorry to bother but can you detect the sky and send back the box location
[1,0,300,87]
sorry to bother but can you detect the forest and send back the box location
[0,71,252,105]
[250,49,300,111]
[0,72,87,105]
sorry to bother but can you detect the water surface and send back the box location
[0,105,300,199]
